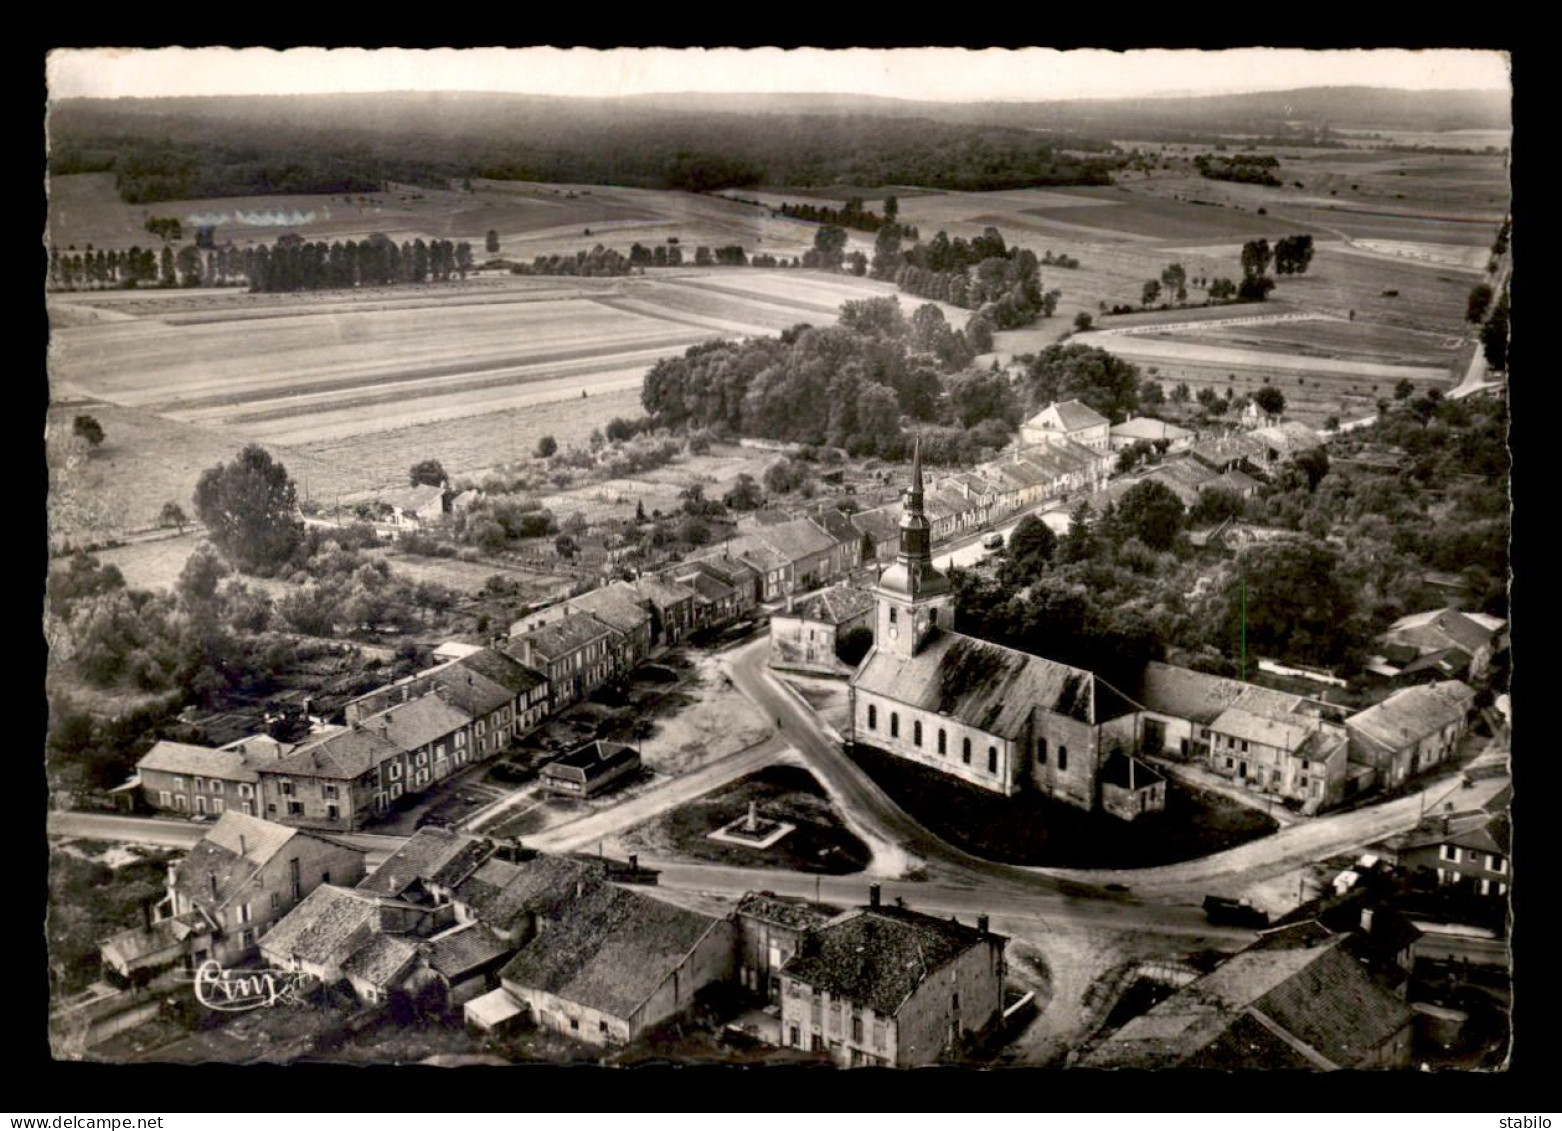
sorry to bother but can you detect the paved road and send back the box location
[47,812,405,869]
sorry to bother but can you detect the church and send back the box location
[847,441,1166,820]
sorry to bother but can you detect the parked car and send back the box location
[1202,894,1269,928]
[982,532,1005,550]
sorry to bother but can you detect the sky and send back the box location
[47,47,1511,103]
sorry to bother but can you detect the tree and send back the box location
[723,473,764,512]
[1394,378,1417,401]
[158,502,188,533]
[72,415,104,448]
[1160,263,1187,303]
[534,435,558,459]
[1213,540,1366,668]
[409,459,448,488]
[486,229,500,255]
[192,445,304,575]
[1481,288,1509,371]
[1237,275,1276,302]
[814,225,849,270]
[1252,386,1286,417]
[1002,515,1057,582]
[1073,311,1094,333]
[1240,239,1273,279]
[554,534,576,558]
[1466,283,1494,324]
[1141,279,1162,307]
[175,543,231,620]
[836,625,874,667]
[1115,479,1185,551]
[1058,500,1097,564]
[1208,278,1237,300]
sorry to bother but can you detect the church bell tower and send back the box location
[873,437,953,658]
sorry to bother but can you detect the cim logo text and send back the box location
[192,960,316,1012]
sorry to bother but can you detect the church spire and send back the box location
[909,434,924,515]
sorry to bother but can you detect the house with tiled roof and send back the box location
[1021,399,1111,452]
[375,483,447,530]
[735,892,836,1004]
[493,882,736,1047]
[806,505,866,574]
[504,612,618,710]
[566,581,654,671]
[257,884,436,1004]
[343,648,549,746]
[101,812,365,980]
[1131,662,1253,761]
[448,852,610,945]
[750,516,847,594]
[1378,609,1506,682]
[1188,430,1269,474]
[254,724,404,831]
[356,826,495,904]
[1399,785,1511,901]
[1346,681,1477,792]
[697,534,794,601]
[769,583,877,674]
[540,739,641,799]
[421,920,515,1005]
[848,504,904,562]
[1076,922,1413,1070]
[849,442,1161,818]
[630,574,698,645]
[665,558,751,632]
[1207,686,1352,814]
[135,739,264,819]
[1252,421,1324,462]
[1110,415,1196,453]
[778,889,1007,1068]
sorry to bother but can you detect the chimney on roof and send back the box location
[869,883,881,908]
[239,833,247,857]
[142,900,155,932]
[629,854,639,873]
[209,873,219,900]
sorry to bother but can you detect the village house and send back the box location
[1399,785,1511,901]
[356,826,497,907]
[665,558,755,631]
[734,892,835,1004]
[504,613,619,710]
[768,583,877,675]
[977,455,1053,517]
[1251,420,1325,463]
[703,534,793,602]
[343,647,551,749]
[565,581,655,671]
[255,724,408,831]
[101,812,366,982]
[1187,431,1270,475]
[1109,415,1197,453]
[1020,399,1111,452]
[778,887,1007,1068]
[848,442,1161,818]
[750,516,845,594]
[1205,687,1352,814]
[135,740,267,819]
[446,851,610,947]
[806,505,867,574]
[489,882,736,1047]
[848,504,904,563]
[1375,609,1507,683]
[1098,751,1167,821]
[257,884,438,1005]
[630,574,698,646]
[539,739,642,799]
[1077,921,1414,1070]
[374,483,448,532]
[1130,661,1253,762]
[1345,681,1477,792]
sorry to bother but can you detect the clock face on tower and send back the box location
[916,612,928,637]
[888,625,899,640]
